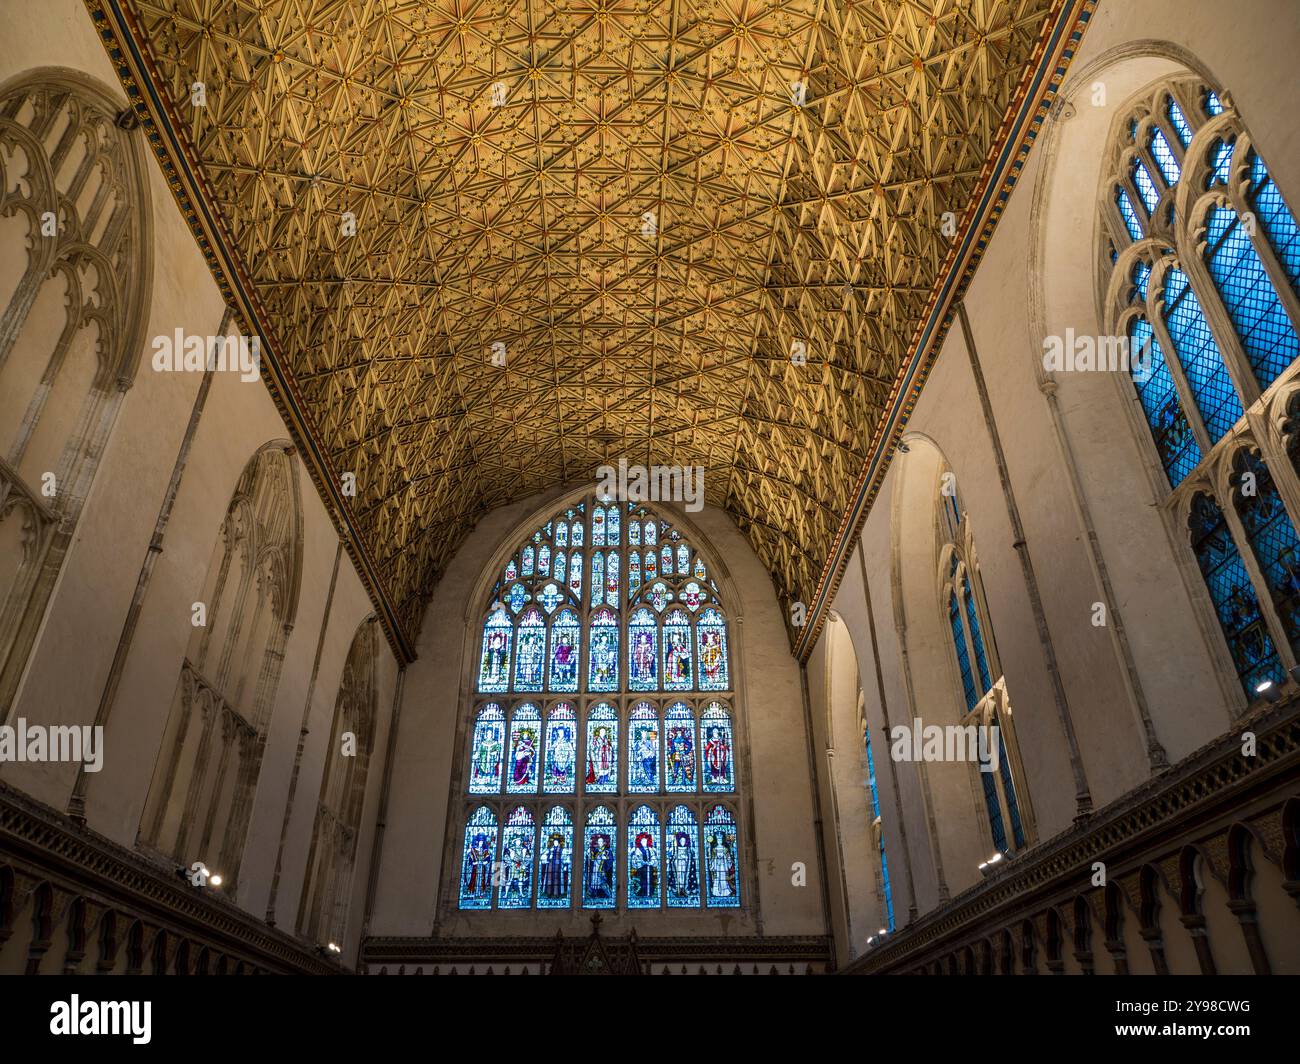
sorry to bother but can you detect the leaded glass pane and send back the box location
[1233,450,1300,654]
[543,703,577,794]
[627,805,662,909]
[459,806,498,910]
[548,608,580,693]
[666,805,702,908]
[513,608,545,692]
[949,591,978,711]
[701,702,735,793]
[497,806,536,908]
[478,609,512,693]
[663,608,694,691]
[628,607,658,692]
[582,805,616,908]
[1248,150,1300,296]
[627,701,660,793]
[588,608,619,691]
[537,806,573,909]
[697,607,729,691]
[584,702,618,792]
[506,703,540,794]
[1162,266,1244,440]
[468,704,505,794]
[664,701,697,793]
[704,805,741,908]
[1128,316,1202,486]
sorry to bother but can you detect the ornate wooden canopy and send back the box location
[86,0,1093,660]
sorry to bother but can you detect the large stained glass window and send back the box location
[457,496,744,912]
[1103,78,1300,701]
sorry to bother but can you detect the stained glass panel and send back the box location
[663,609,694,691]
[1128,316,1202,486]
[478,609,512,693]
[537,806,573,909]
[590,552,604,608]
[1233,451,1300,655]
[543,703,577,794]
[605,551,620,607]
[703,805,741,908]
[666,805,701,908]
[506,703,540,794]
[628,701,660,793]
[513,608,546,692]
[588,608,619,691]
[582,805,617,908]
[548,608,580,692]
[584,701,619,792]
[701,702,735,793]
[628,607,658,692]
[1189,492,1283,694]
[1162,267,1244,441]
[468,704,505,794]
[458,806,498,910]
[697,608,729,691]
[627,805,662,909]
[497,806,536,908]
[962,577,994,694]
[664,701,696,793]
[1248,151,1300,296]
[949,591,978,711]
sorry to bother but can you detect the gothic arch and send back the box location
[297,615,380,947]
[139,440,304,891]
[0,66,153,717]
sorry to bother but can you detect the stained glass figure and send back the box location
[582,805,616,908]
[664,701,696,792]
[521,546,534,577]
[629,552,642,600]
[666,805,701,908]
[677,544,690,575]
[513,608,546,692]
[661,544,673,575]
[543,703,577,793]
[572,520,583,547]
[506,703,540,794]
[697,608,729,690]
[627,805,662,909]
[554,551,567,587]
[584,702,619,792]
[663,609,693,691]
[588,608,619,691]
[538,545,551,577]
[590,552,604,608]
[468,704,505,794]
[607,507,620,544]
[628,607,659,691]
[537,806,573,909]
[498,806,536,908]
[701,702,735,792]
[703,805,740,907]
[459,806,498,909]
[568,552,583,599]
[628,701,660,792]
[548,608,580,692]
[478,609,511,693]
[605,551,620,607]
[592,506,606,546]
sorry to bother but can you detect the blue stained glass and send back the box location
[660,544,672,575]
[582,805,617,908]
[694,558,707,580]
[696,607,729,690]
[663,608,694,691]
[478,609,512,693]
[497,806,536,908]
[1117,187,1144,241]
[644,546,657,580]
[555,519,568,548]
[1233,451,1300,654]
[1208,138,1233,187]
[1167,94,1192,147]
[588,608,619,691]
[1132,158,1160,213]
[1189,493,1283,695]
[590,552,604,608]
[666,805,701,908]
[537,806,573,908]
[1204,204,1299,390]
[605,551,620,607]
[701,702,735,792]
[554,550,567,587]
[995,720,1025,849]
[979,747,1009,853]
[1205,89,1224,116]
[677,543,691,575]
[538,582,563,614]
[459,806,498,909]
[592,506,606,546]
[507,583,527,613]
[1162,267,1244,441]
[607,507,620,544]
[628,517,641,546]
[521,546,534,577]
[1149,128,1181,186]
[629,551,642,600]
[571,520,583,547]
[949,591,978,711]
[506,703,540,794]
[1248,151,1300,296]
[664,702,696,792]
[1128,317,1202,487]
[1132,260,1152,301]
[543,702,577,793]
[962,577,993,694]
[863,724,894,931]
[627,805,662,908]
[703,805,741,908]
[568,551,582,600]
[628,607,658,692]
[548,608,580,692]
[627,702,660,792]
[644,519,657,545]
[538,545,551,576]
[584,701,618,792]
[468,703,505,794]
[513,608,545,692]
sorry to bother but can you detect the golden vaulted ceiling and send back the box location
[94,0,1083,656]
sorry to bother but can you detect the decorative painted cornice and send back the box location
[793,0,1099,661]
[81,0,415,664]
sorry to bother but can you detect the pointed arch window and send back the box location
[1103,78,1300,700]
[455,495,746,912]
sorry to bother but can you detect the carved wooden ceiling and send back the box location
[94,0,1082,654]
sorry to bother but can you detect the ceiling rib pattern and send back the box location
[93,0,1071,649]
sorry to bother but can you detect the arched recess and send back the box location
[297,615,380,946]
[139,441,304,891]
[890,434,1033,895]
[0,67,153,717]
[818,612,894,959]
